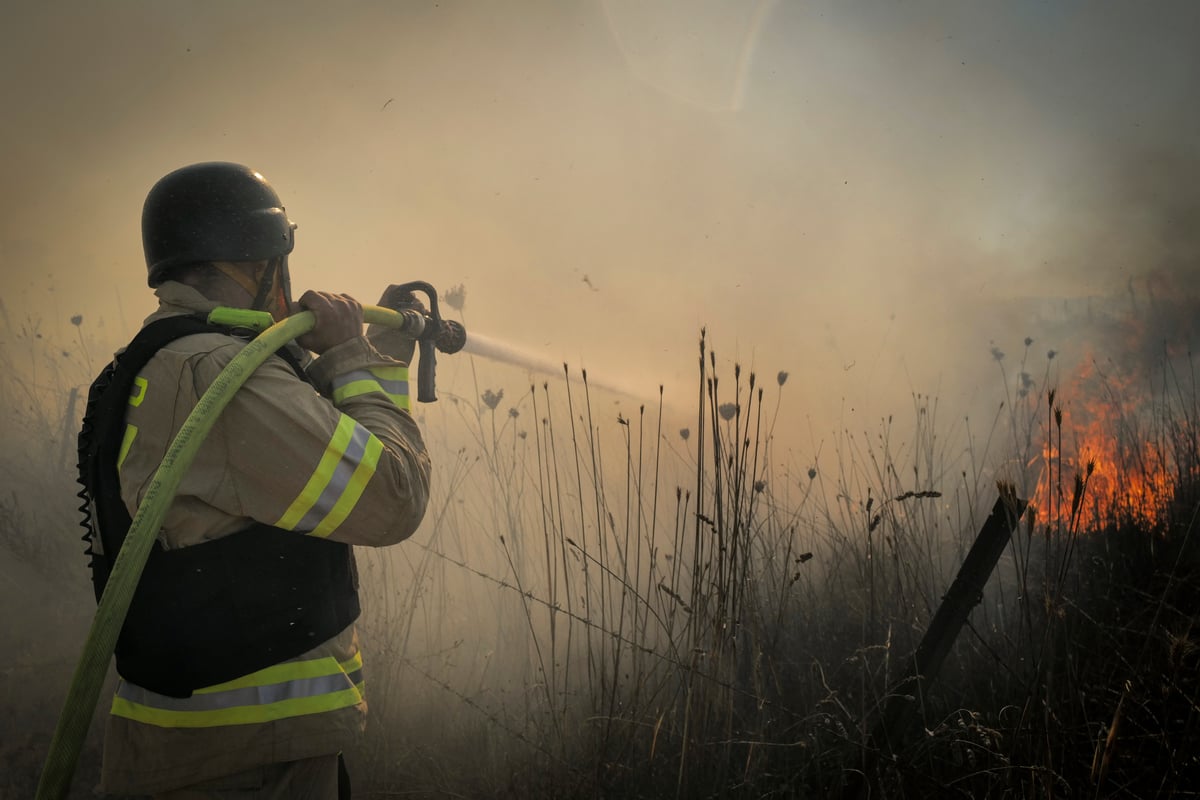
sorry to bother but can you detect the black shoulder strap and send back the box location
[78,316,309,600]
[79,317,227,599]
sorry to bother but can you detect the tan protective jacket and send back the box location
[98,282,430,795]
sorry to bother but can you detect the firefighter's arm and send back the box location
[191,295,431,547]
[193,340,431,547]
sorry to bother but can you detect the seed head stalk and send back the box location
[562,363,597,695]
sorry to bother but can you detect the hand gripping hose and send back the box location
[36,306,412,800]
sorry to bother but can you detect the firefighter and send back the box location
[78,162,431,798]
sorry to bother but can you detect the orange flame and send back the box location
[1030,351,1180,532]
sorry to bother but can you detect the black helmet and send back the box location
[142,162,297,287]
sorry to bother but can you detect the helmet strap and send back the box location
[274,256,294,313]
[250,259,279,313]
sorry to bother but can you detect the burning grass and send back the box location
[348,327,1200,798]
[3,313,1198,798]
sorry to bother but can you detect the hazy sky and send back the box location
[3,0,1198,443]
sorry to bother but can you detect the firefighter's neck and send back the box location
[186,261,287,319]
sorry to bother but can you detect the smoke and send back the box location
[0,2,1195,514]
[5,5,1200,791]
[1008,143,1200,386]
[3,2,1197,424]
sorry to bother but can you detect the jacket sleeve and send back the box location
[188,335,431,547]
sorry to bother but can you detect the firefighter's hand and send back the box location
[296,290,364,354]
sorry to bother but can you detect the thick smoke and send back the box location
[1018,145,1200,380]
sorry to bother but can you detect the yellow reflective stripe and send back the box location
[331,366,411,412]
[274,415,358,530]
[308,435,383,539]
[110,652,366,729]
[116,425,138,471]
[332,379,410,410]
[111,685,363,729]
[339,651,364,690]
[339,650,363,674]
[129,376,148,407]
[194,656,344,694]
[370,365,408,380]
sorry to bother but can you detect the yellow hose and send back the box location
[36,306,407,800]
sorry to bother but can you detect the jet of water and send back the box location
[461,330,650,402]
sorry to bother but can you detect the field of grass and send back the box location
[2,309,1197,798]
[0,309,111,799]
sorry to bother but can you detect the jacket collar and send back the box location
[143,281,223,326]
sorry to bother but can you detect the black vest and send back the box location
[78,316,360,698]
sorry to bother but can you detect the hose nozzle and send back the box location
[436,319,467,354]
[374,281,469,403]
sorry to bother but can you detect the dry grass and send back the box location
[4,312,1198,798]
[0,310,112,799]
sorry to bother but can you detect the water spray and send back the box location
[462,329,654,402]
[392,281,655,403]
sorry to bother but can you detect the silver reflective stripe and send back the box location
[292,423,373,532]
[332,369,407,396]
[116,672,355,712]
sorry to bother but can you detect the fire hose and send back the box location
[36,290,465,800]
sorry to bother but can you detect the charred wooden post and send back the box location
[845,484,1028,798]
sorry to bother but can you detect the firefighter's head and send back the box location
[142,162,296,317]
